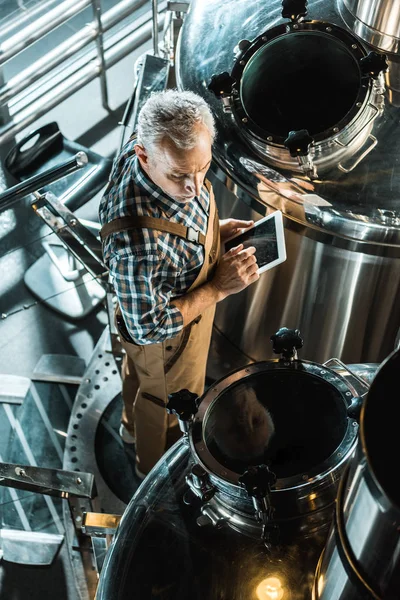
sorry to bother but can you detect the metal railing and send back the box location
[0,0,167,145]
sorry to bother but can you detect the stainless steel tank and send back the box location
[313,346,400,599]
[94,330,376,600]
[175,0,400,369]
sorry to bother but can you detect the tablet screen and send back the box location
[224,211,286,274]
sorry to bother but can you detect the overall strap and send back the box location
[100,215,206,246]
[186,179,220,293]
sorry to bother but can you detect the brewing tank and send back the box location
[94,331,376,600]
[175,0,400,369]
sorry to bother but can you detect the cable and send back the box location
[0,229,55,260]
[1,270,109,321]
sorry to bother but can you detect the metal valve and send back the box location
[270,327,303,360]
[234,39,252,59]
[208,72,236,98]
[166,388,199,433]
[284,129,314,157]
[282,0,308,22]
[186,463,215,503]
[239,464,277,500]
[347,393,367,422]
[360,51,389,79]
[239,465,279,546]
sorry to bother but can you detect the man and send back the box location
[99,89,259,479]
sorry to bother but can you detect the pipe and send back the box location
[0,7,166,146]
[0,0,92,67]
[90,0,110,111]
[0,0,148,107]
[0,152,88,210]
[152,0,159,56]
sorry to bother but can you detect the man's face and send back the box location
[134,123,213,203]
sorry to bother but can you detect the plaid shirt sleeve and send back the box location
[109,249,184,344]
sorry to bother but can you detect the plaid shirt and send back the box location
[98,140,209,345]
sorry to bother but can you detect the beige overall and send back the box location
[112,183,220,475]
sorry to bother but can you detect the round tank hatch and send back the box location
[240,31,362,139]
[203,369,348,479]
[192,359,358,486]
[208,20,387,178]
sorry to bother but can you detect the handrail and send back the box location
[0,0,59,39]
[0,2,167,145]
[0,0,147,106]
[152,0,159,56]
[0,0,92,67]
[0,152,88,210]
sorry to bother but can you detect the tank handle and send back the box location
[270,327,303,360]
[281,0,308,22]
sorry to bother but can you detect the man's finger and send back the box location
[246,262,259,275]
[237,246,256,258]
[235,219,254,227]
[228,243,244,254]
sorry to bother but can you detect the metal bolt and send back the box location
[293,24,299,29]
[239,60,245,66]
[267,136,273,142]
[346,391,352,396]
[320,370,326,374]
[337,453,342,458]
[356,102,362,107]
[262,36,267,41]
[326,27,332,32]
[75,515,82,522]
[85,378,91,383]
[76,478,82,485]
[197,515,212,527]
[1,313,6,319]
[242,117,248,123]
[221,470,227,476]
[69,219,77,227]
[352,44,357,49]
[302,474,308,480]
[333,127,339,133]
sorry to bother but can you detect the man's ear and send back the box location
[134,144,149,168]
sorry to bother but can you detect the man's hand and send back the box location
[219,218,254,243]
[171,243,259,326]
[210,243,259,301]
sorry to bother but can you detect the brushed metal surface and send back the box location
[177,0,400,364]
[341,0,400,53]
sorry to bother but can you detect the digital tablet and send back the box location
[224,210,287,274]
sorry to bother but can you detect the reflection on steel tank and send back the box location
[176,0,400,369]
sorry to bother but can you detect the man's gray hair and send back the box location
[136,89,216,151]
